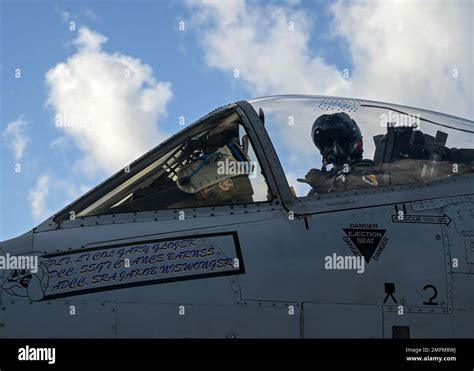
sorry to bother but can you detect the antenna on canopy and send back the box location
[258,108,265,125]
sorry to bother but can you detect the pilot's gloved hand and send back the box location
[297,168,327,188]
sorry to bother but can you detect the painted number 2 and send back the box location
[422,284,438,306]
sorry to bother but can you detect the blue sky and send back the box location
[1,0,472,240]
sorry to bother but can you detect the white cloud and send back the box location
[3,115,28,161]
[330,0,473,119]
[187,0,349,96]
[28,174,92,221]
[28,175,51,220]
[187,0,473,119]
[45,27,173,175]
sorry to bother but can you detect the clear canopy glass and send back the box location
[249,95,474,197]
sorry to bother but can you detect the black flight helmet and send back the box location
[311,112,363,167]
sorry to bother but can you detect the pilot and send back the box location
[298,112,385,194]
[177,148,255,207]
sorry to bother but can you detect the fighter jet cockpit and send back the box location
[249,96,474,197]
[55,110,271,220]
[53,96,473,222]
